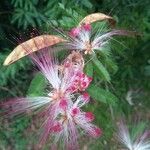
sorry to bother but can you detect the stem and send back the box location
[0,86,17,97]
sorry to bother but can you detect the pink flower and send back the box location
[67,24,134,54]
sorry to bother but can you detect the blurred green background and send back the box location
[0,0,150,149]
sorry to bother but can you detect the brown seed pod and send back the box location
[3,35,65,66]
[79,13,116,27]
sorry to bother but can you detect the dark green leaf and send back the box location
[87,84,118,106]
[84,61,93,77]
[92,58,111,81]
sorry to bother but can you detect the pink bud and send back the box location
[76,72,82,77]
[69,86,77,93]
[81,81,87,88]
[85,112,95,122]
[69,27,80,37]
[82,24,91,31]
[52,123,62,133]
[80,73,86,78]
[59,99,67,109]
[82,92,90,102]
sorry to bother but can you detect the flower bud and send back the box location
[82,92,90,103]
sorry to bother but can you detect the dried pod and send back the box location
[79,13,116,26]
[3,35,65,65]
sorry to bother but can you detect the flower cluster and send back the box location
[2,48,101,149]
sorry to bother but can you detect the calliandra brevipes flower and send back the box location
[117,121,150,150]
[67,23,136,55]
[1,48,93,148]
[48,92,102,150]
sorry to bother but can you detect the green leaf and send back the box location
[105,58,118,74]
[144,65,150,76]
[87,84,118,106]
[58,3,65,10]
[92,57,111,81]
[81,0,93,9]
[84,62,93,77]
[27,72,47,96]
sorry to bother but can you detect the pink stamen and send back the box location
[59,99,68,109]
[88,77,93,82]
[71,108,80,116]
[93,127,102,138]
[82,92,90,102]
[52,123,62,133]
[85,112,95,122]
[69,27,80,37]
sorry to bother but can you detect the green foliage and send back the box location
[84,61,93,77]
[27,72,47,96]
[0,50,31,99]
[10,0,93,29]
[0,50,30,86]
[92,56,111,82]
[87,84,118,106]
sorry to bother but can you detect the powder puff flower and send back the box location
[67,23,136,55]
[117,121,150,150]
[48,92,102,149]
